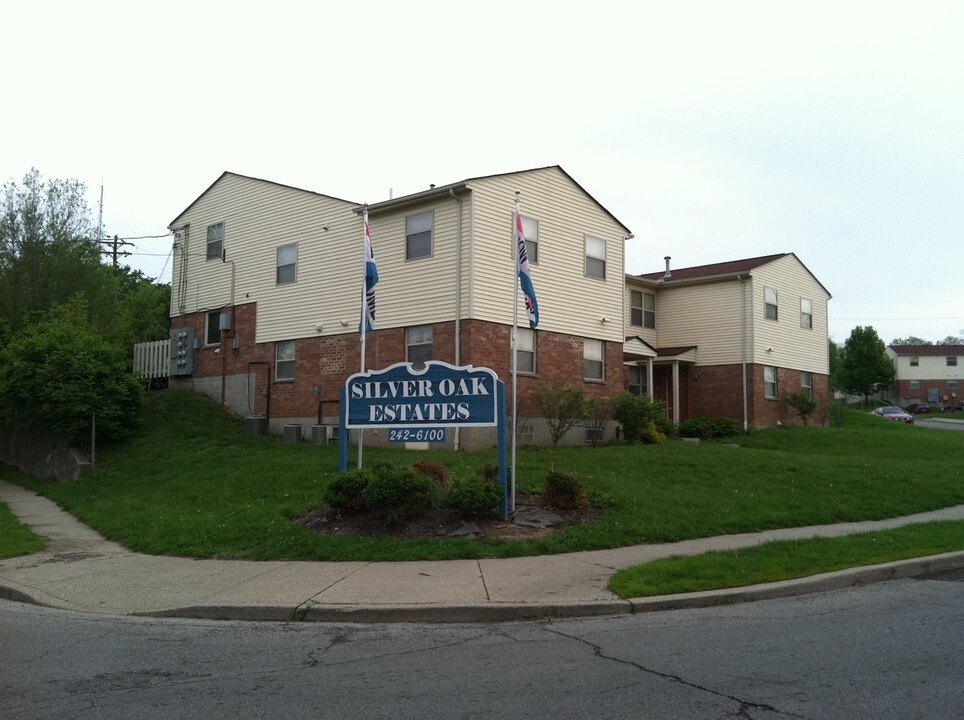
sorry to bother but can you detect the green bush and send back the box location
[787,391,818,427]
[829,400,849,428]
[543,469,583,509]
[411,459,448,486]
[677,416,741,440]
[641,420,667,444]
[477,462,499,482]
[613,391,666,443]
[362,464,434,517]
[324,469,373,511]
[0,297,142,443]
[448,476,502,518]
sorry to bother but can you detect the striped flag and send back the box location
[515,212,539,328]
[362,220,378,333]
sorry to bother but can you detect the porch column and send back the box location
[672,359,680,423]
[646,358,654,399]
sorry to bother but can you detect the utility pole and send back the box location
[99,234,133,268]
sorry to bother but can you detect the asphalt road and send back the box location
[2,576,962,719]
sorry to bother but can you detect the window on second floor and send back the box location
[406,325,433,366]
[206,222,224,260]
[800,298,812,329]
[275,340,295,381]
[585,236,606,279]
[514,327,535,374]
[948,356,958,367]
[764,365,777,398]
[276,243,297,285]
[764,287,778,321]
[583,338,604,381]
[631,290,656,329]
[520,215,538,264]
[910,356,919,367]
[406,211,433,260]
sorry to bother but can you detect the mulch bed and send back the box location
[294,491,599,540]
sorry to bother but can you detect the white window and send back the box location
[585,236,606,279]
[514,327,535,374]
[628,365,647,396]
[521,215,538,263]
[629,291,656,328]
[801,370,812,399]
[276,243,297,284]
[406,325,433,365]
[275,340,295,381]
[206,222,223,260]
[800,298,812,329]
[205,310,221,346]
[764,365,777,398]
[583,339,604,381]
[406,211,433,259]
[910,357,919,367]
[764,287,778,321]
[948,357,958,367]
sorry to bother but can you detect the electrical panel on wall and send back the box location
[170,327,195,376]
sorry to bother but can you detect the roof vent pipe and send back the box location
[664,256,672,278]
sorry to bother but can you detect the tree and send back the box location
[532,380,587,447]
[0,297,142,443]
[938,335,964,345]
[0,168,114,334]
[890,336,931,346]
[837,326,895,403]
[828,339,842,391]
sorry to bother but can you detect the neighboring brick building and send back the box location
[625,254,832,429]
[887,344,964,409]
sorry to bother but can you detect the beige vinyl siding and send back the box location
[888,352,962,381]
[170,173,361,343]
[366,199,461,330]
[466,168,626,344]
[655,280,749,365]
[750,255,830,373]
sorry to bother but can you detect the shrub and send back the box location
[448,476,502,518]
[829,400,849,428]
[543,469,583,510]
[613,391,666,443]
[677,416,741,440]
[534,380,588,447]
[477,462,499,482]
[641,420,667,444]
[787,391,818,427]
[362,464,434,518]
[324,469,372,512]
[411,459,448,486]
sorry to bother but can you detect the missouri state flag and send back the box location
[362,220,378,333]
[515,211,539,328]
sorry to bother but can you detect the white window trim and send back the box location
[406,325,433,364]
[405,211,434,260]
[764,365,777,399]
[204,310,221,346]
[584,236,606,279]
[514,327,536,374]
[800,298,812,329]
[275,340,296,382]
[583,338,605,381]
[206,222,224,261]
[276,242,297,285]
[764,286,778,321]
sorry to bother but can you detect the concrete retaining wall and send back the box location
[0,424,91,481]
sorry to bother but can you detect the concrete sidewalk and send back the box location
[1,480,962,623]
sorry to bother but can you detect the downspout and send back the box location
[220,256,237,407]
[738,274,748,432]
[450,188,463,451]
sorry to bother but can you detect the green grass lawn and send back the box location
[3,390,963,564]
[608,520,964,598]
[0,502,45,559]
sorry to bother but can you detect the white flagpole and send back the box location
[358,206,369,469]
[511,193,521,514]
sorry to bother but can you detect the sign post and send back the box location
[339,361,509,518]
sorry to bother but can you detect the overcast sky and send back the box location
[4,0,962,344]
